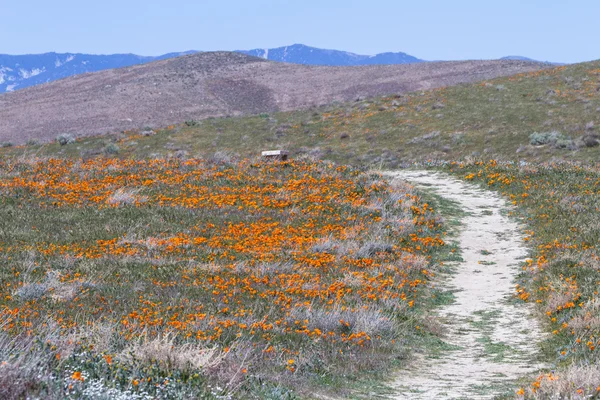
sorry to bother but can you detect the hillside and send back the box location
[0,52,546,145]
[1,45,559,95]
[3,59,597,164]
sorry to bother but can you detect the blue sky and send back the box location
[2,0,597,63]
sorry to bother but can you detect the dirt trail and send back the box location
[385,170,546,399]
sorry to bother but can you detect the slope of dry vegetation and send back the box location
[0,51,546,144]
[0,157,448,398]
[3,60,599,164]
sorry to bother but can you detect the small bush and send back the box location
[410,131,441,144]
[103,143,120,155]
[14,283,48,301]
[530,131,557,145]
[119,333,222,373]
[26,139,39,146]
[209,151,233,165]
[184,120,199,127]
[356,241,394,258]
[310,238,340,254]
[582,134,600,148]
[529,131,573,149]
[107,188,146,206]
[1,142,14,148]
[554,137,573,149]
[56,133,76,146]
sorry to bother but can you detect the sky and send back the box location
[1,0,597,63]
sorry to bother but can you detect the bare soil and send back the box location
[384,170,546,399]
[0,52,547,144]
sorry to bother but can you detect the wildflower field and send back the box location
[445,160,600,398]
[0,157,446,398]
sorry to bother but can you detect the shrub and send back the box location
[184,120,199,127]
[103,143,120,155]
[554,137,574,149]
[14,283,48,301]
[26,139,39,146]
[118,333,223,373]
[106,188,146,206]
[582,134,600,148]
[409,131,441,144]
[529,131,558,145]
[529,131,573,148]
[56,133,76,146]
[356,240,394,258]
[209,151,233,165]
[1,142,14,148]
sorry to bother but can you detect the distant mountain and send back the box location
[500,56,537,62]
[500,55,562,65]
[237,44,424,66]
[0,51,196,93]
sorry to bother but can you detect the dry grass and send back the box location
[521,364,600,399]
[106,188,147,206]
[119,332,223,373]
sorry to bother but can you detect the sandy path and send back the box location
[384,170,546,399]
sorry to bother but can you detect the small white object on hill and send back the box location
[261,150,289,160]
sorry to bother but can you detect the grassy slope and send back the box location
[2,60,600,164]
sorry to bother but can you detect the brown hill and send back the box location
[0,52,549,144]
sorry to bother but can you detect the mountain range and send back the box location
[237,43,423,65]
[0,51,196,93]
[0,44,554,94]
